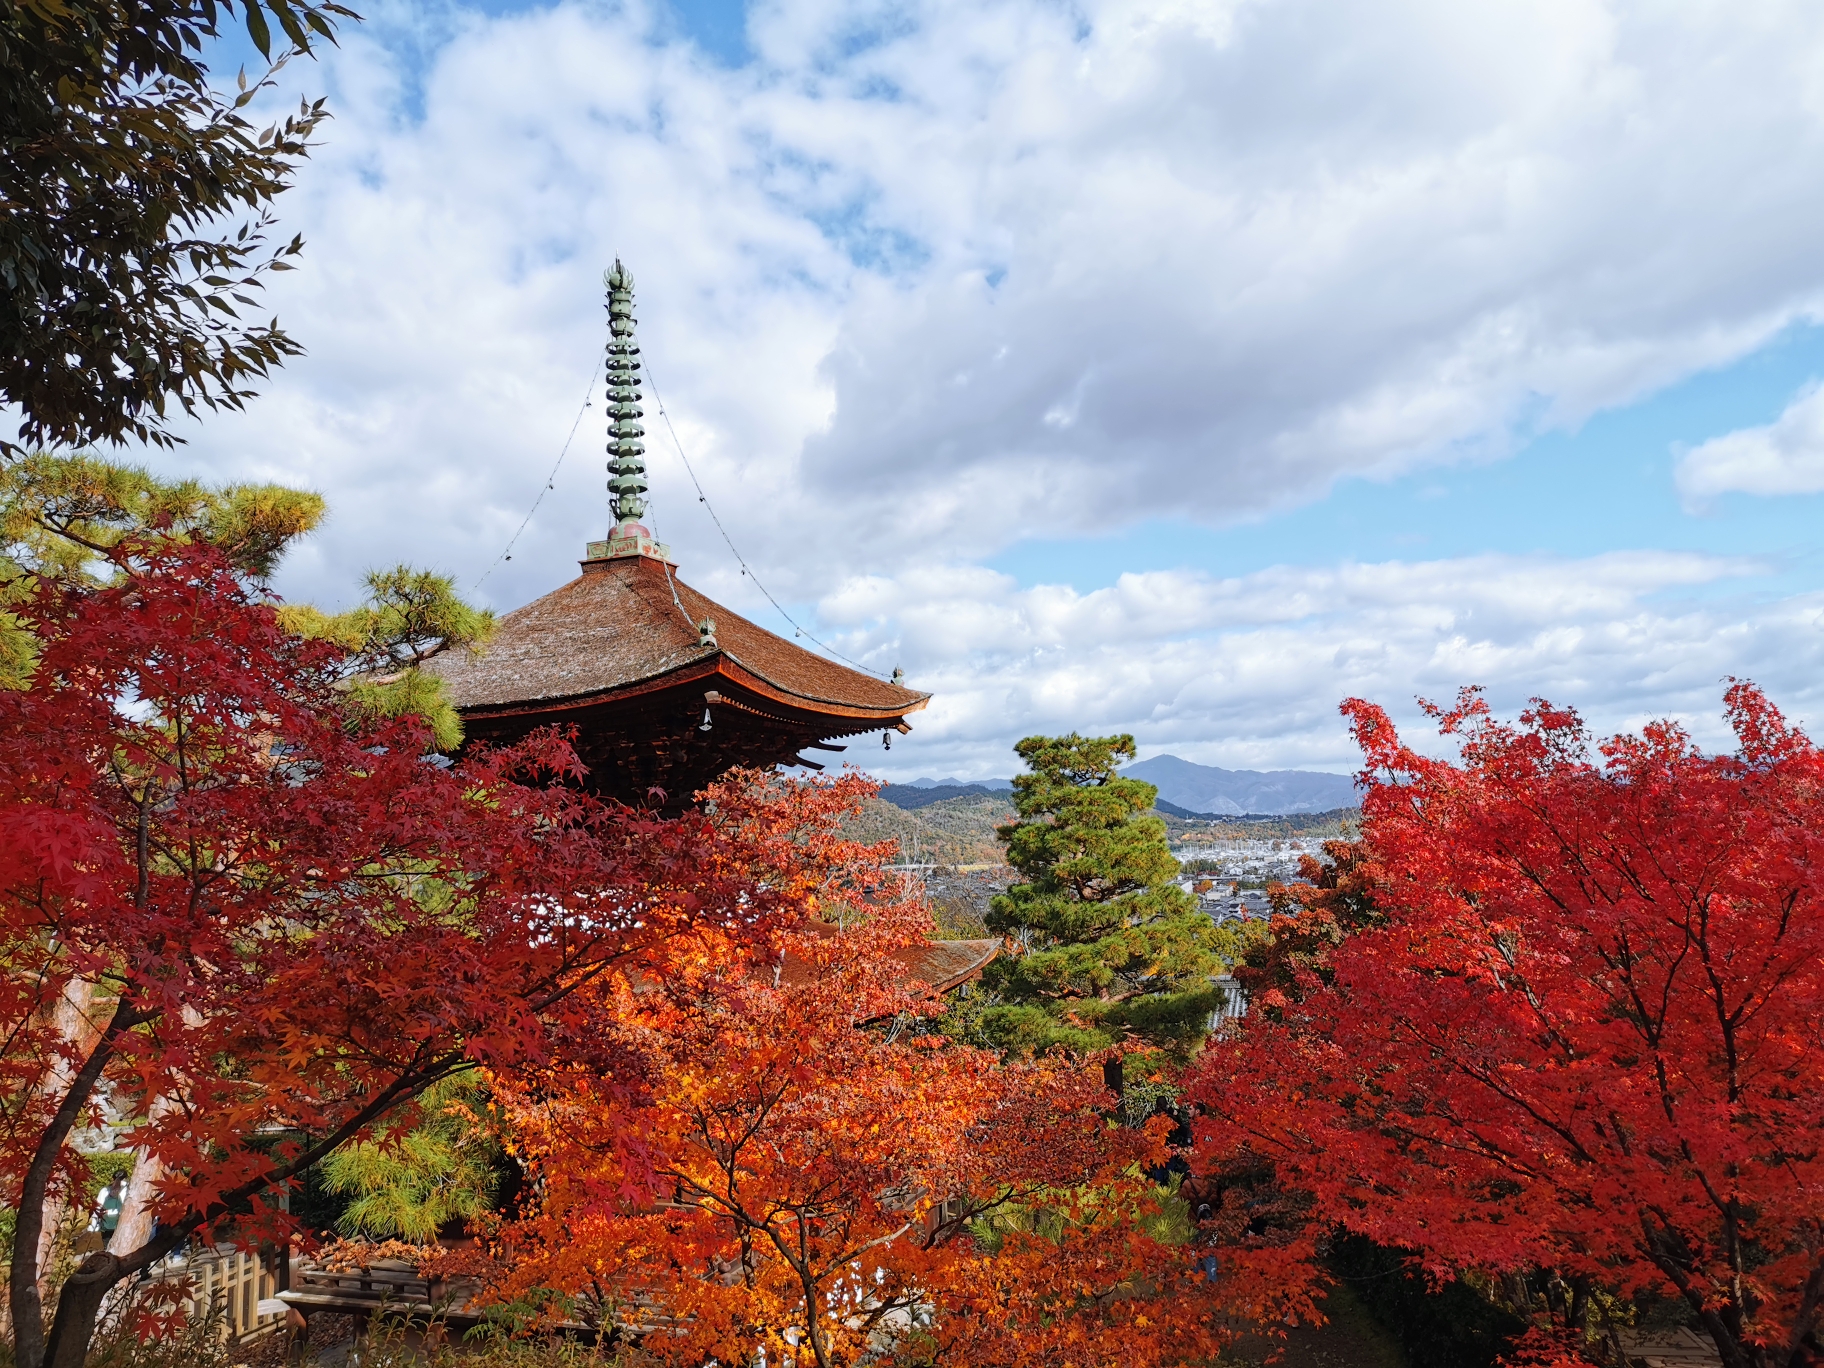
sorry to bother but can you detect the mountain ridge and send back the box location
[903,776,1014,790]
[875,756,1358,816]
[1121,755,1359,815]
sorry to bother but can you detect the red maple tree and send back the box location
[489,771,1320,1367]
[0,543,801,1368]
[1190,683,1824,1368]
[1235,836,1377,1020]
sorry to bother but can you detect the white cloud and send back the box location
[27,0,1824,774]
[148,0,1824,610]
[1676,381,1824,503]
[829,552,1824,779]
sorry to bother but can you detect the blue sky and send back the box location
[664,0,751,64]
[133,0,1824,779]
[993,321,1824,595]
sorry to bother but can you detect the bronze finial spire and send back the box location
[586,260,671,563]
[605,259,647,526]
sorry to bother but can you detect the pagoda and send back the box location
[429,261,930,808]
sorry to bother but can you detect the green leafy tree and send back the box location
[1,0,354,454]
[0,450,325,578]
[318,1075,504,1242]
[976,733,1231,1065]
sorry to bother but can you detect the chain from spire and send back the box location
[605,260,648,527]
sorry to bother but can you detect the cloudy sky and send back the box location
[117,0,1824,778]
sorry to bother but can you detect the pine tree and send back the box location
[0,453,492,747]
[278,566,495,751]
[0,452,326,689]
[976,734,1230,1066]
[318,1074,504,1243]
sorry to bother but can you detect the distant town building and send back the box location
[1209,975,1248,1024]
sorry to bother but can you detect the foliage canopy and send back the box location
[487,772,1316,1368]
[1192,683,1824,1368]
[0,0,354,453]
[0,537,804,1368]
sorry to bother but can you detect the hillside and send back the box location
[1159,807,1361,844]
[849,791,1359,860]
[841,791,1015,867]
[841,792,1016,937]
[854,787,1357,860]
[843,793,1363,937]
[877,782,1006,809]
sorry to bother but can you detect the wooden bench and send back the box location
[277,1258,487,1334]
[1617,1326,1723,1367]
[276,1254,671,1350]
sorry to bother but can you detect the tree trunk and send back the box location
[1568,1274,1590,1332]
[40,1252,127,1368]
[104,1151,161,1263]
[9,996,135,1368]
[96,1008,201,1333]
[30,981,105,1305]
[106,1073,186,1260]
[1103,1055,1124,1098]
[1698,1312,1759,1368]
[798,1274,832,1368]
[39,1222,186,1368]
[96,1129,169,1335]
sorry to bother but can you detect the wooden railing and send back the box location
[1617,1327,1722,1367]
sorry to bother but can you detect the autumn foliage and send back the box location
[489,772,1318,1367]
[1233,837,1377,1020]
[57,511,1824,1368]
[0,542,807,1368]
[1191,684,1824,1368]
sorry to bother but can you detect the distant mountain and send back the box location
[1123,755,1358,816]
[904,776,1014,791]
[882,761,1355,817]
[1154,798,1216,819]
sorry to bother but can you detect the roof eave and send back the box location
[453,650,927,726]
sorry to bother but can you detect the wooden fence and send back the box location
[147,1245,288,1344]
